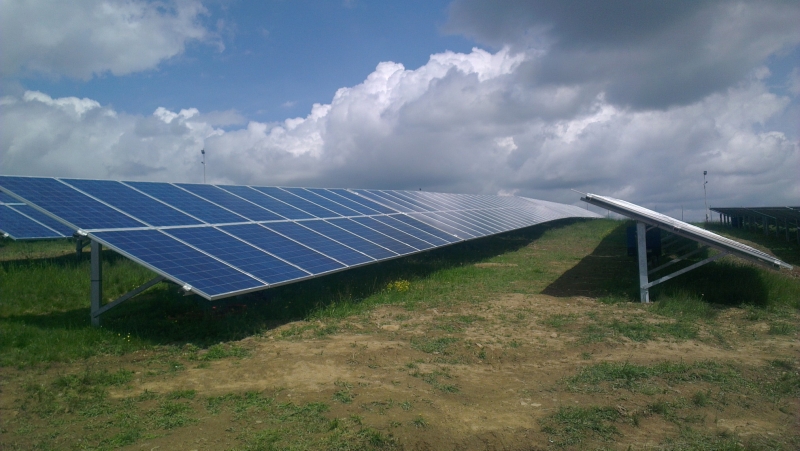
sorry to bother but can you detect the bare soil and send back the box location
[3,291,798,450]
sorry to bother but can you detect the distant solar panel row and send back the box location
[0,176,600,299]
[0,194,74,240]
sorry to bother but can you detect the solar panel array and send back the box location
[0,176,600,300]
[0,191,74,240]
[582,193,792,270]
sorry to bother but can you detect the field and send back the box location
[1,218,799,450]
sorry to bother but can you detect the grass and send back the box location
[540,406,621,447]
[2,218,799,450]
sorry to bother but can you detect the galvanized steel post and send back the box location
[91,240,102,327]
[636,221,650,303]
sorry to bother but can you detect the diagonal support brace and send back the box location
[92,276,165,320]
[643,252,729,289]
[89,239,165,326]
[648,245,708,275]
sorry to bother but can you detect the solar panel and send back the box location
[582,193,792,270]
[0,193,74,240]
[0,175,601,305]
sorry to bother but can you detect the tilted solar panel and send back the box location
[0,175,601,300]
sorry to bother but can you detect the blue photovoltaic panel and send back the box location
[0,205,63,239]
[253,187,340,218]
[449,210,503,234]
[221,223,344,274]
[436,211,490,236]
[412,212,476,239]
[219,185,314,220]
[126,182,246,225]
[300,220,397,260]
[282,187,362,217]
[166,227,309,284]
[390,214,460,243]
[353,190,415,212]
[64,179,201,227]
[371,215,450,247]
[329,189,397,214]
[0,176,144,230]
[0,175,604,302]
[351,216,434,250]
[379,191,434,212]
[306,188,381,215]
[93,229,263,297]
[263,221,373,266]
[0,192,20,204]
[10,205,74,236]
[327,218,417,255]
[391,191,441,211]
[177,184,285,222]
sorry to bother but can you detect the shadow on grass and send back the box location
[542,222,772,307]
[3,218,588,347]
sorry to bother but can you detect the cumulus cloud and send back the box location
[445,0,800,109]
[1,44,797,221]
[0,0,209,79]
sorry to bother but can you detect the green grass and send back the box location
[2,217,799,450]
[540,406,621,447]
[3,218,798,370]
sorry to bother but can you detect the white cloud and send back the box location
[1,46,797,222]
[0,0,210,79]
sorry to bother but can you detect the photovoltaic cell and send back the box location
[64,179,201,227]
[93,229,263,298]
[177,183,285,222]
[0,205,63,239]
[413,212,477,239]
[0,176,144,230]
[221,223,344,274]
[329,189,396,214]
[300,220,397,260]
[370,215,450,246]
[166,227,309,284]
[350,190,411,212]
[10,204,74,236]
[351,216,434,250]
[281,188,362,217]
[263,221,373,266]
[252,187,340,218]
[327,218,417,255]
[218,185,314,220]
[0,192,20,204]
[306,188,381,215]
[390,214,460,243]
[126,181,246,224]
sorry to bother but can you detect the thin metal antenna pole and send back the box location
[703,171,708,224]
[201,149,206,184]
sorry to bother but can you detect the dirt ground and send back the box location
[4,291,798,450]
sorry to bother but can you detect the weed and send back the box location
[541,313,577,329]
[540,406,620,447]
[412,416,427,428]
[692,390,711,407]
[333,390,353,404]
[768,322,795,335]
[410,337,459,354]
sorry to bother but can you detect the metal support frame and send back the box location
[648,245,708,275]
[89,240,165,326]
[636,222,650,303]
[75,236,90,258]
[634,221,729,303]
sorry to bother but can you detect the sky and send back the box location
[1,0,798,221]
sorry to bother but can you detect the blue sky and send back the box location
[15,1,475,122]
[1,0,798,220]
